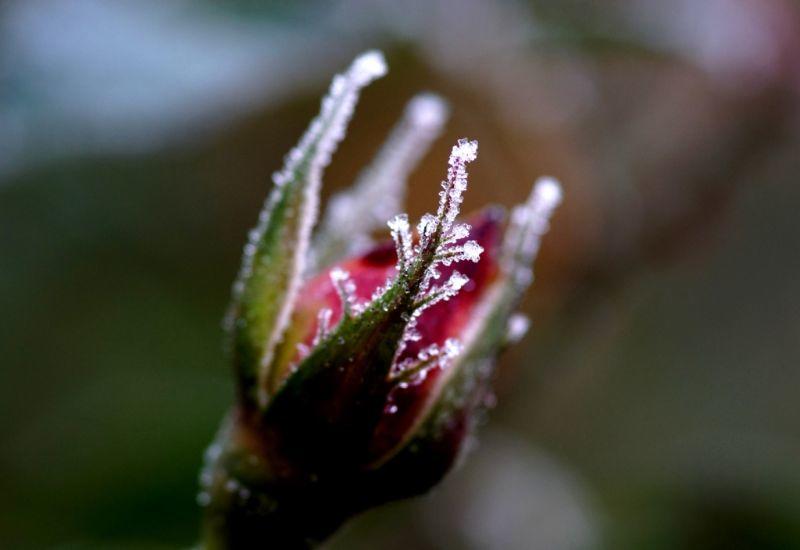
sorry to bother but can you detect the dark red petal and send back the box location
[301,241,397,337]
[267,240,398,392]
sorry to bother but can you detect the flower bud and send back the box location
[200,51,561,549]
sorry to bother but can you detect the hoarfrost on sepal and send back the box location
[269,50,386,193]
[391,337,464,382]
[409,176,562,428]
[330,267,358,316]
[388,214,413,270]
[386,138,483,374]
[436,139,478,238]
[462,240,483,262]
[415,270,469,310]
[314,92,449,267]
[436,239,483,266]
[313,308,333,346]
[451,139,478,163]
[231,50,387,407]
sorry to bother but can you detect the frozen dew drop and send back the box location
[387,213,410,233]
[312,308,333,345]
[451,138,478,163]
[449,223,470,241]
[462,240,483,262]
[448,271,469,292]
[443,337,463,358]
[225,479,240,493]
[417,213,437,238]
[506,313,531,344]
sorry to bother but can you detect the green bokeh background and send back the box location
[2,1,800,548]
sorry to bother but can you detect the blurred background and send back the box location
[2,0,800,548]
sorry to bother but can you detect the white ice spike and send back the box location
[330,267,358,316]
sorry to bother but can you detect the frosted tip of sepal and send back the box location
[451,138,478,163]
[330,267,349,283]
[448,271,469,292]
[462,240,483,262]
[407,93,450,129]
[532,176,563,210]
[350,50,388,85]
[387,213,410,233]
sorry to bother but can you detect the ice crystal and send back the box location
[388,213,413,270]
[330,267,358,316]
[415,270,469,309]
[392,337,464,381]
[312,308,333,346]
[314,93,449,266]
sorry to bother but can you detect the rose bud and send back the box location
[198,51,562,549]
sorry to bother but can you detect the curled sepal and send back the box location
[227,51,387,408]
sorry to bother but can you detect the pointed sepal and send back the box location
[227,51,387,408]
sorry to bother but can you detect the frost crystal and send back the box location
[314,93,449,266]
[392,337,464,381]
[313,308,333,346]
[451,139,478,163]
[388,214,413,270]
[503,176,563,288]
[415,270,469,309]
[330,267,358,316]
[437,139,477,236]
[461,240,483,262]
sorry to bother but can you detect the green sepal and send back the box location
[261,281,411,471]
[227,52,386,408]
